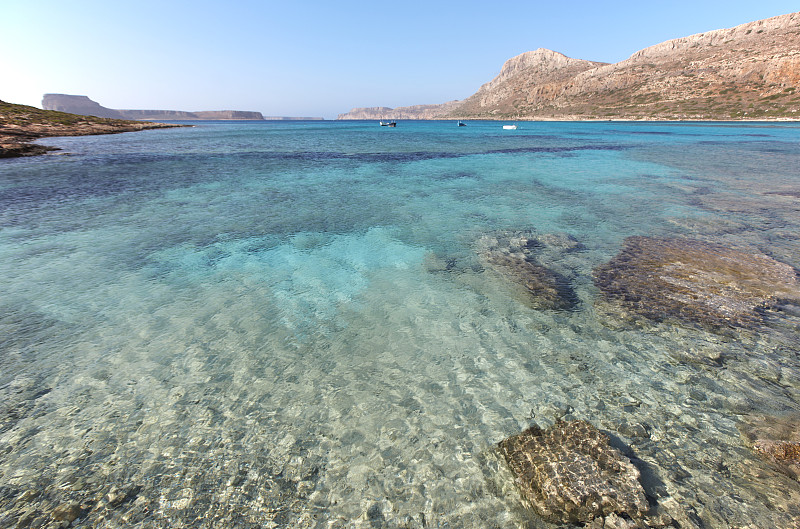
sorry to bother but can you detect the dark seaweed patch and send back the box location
[431,171,478,181]
[765,190,800,198]
[486,144,628,155]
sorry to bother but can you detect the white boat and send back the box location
[502,124,517,130]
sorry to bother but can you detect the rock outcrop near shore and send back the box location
[0,101,184,158]
[42,94,265,121]
[339,11,800,120]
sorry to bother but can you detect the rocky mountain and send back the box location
[454,49,608,117]
[42,94,265,120]
[458,11,800,120]
[338,11,800,120]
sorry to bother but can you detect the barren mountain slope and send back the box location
[451,49,607,117]
[448,11,800,120]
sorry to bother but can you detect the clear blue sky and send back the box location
[2,1,798,119]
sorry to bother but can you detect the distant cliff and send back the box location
[337,101,462,120]
[338,11,800,120]
[118,109,266,120]
[42,94,266,120]
[42,94,126,119]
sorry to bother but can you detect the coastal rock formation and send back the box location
[340,12,800,120]
[593,237,800,331]
[477,231,576,310]
[42,94,265,120]
[738,415,800,479]
[1,100,183,158]
[337,101,462,120]
[498,420,651,526]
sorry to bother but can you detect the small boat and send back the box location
[457,121,466,127]
[502,124,517,130]
[380,121,397,127]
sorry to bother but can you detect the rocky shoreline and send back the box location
[0,101,186,158]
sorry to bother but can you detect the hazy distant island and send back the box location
[263,116,325,121]
[338,12,800,121]
[41,94,324,122]
[0,100,184,158]
[42,94,267,121]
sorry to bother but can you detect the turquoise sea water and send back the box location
[1,120,800,528]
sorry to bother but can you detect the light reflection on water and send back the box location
[1,120,799,527]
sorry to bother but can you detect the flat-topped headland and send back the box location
[0,100,185,158]
[42,94,267,121]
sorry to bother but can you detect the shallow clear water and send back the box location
[1,120,800,528]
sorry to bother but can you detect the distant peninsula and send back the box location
[43,94,267,121]
[337,102,463,120]
[0,100,184,158]
[338,11,800,121]
[263,116,325,121]
[42,94,324,121]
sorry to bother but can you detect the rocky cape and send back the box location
[0,100,185,158]
[336,101,462,120]
[338,12,800,120]
[42,94,266,121]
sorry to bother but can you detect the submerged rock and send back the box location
[486,253,573,310]
[498,420,650,526]
[754,440,800,466]
[51,502,82,522]
[738,414,800,479]
[478,230,578,310]
[593,237,800,331]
